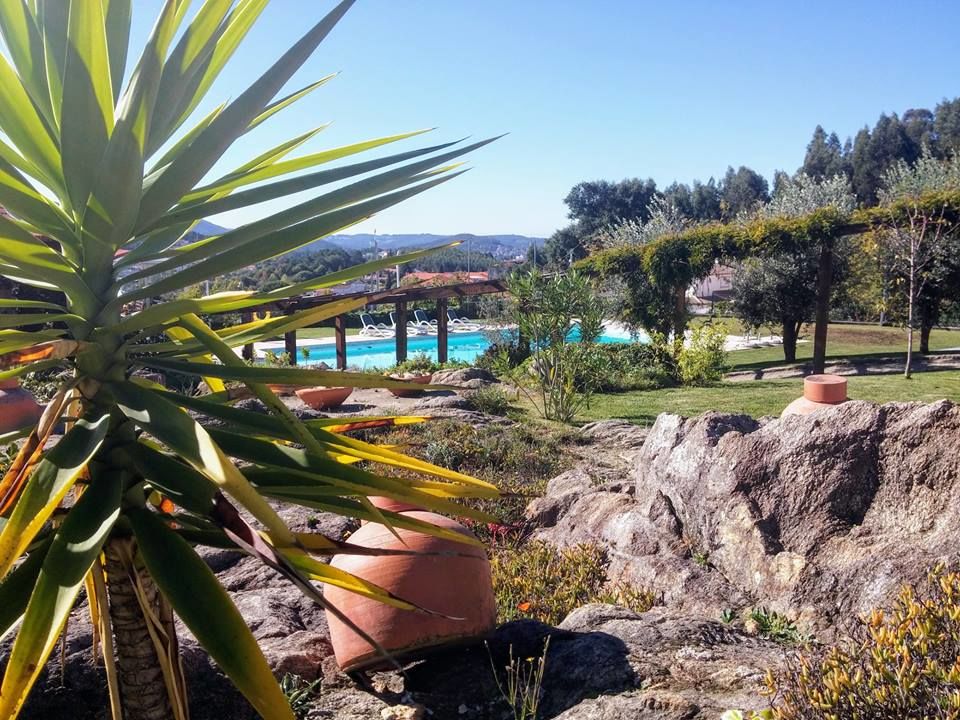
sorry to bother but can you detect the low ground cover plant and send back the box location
[764,565,960,719]
[491,541,658,625]
[729,566,960,719]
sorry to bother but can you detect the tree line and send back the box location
[542,96,960,267]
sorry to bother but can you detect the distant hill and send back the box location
[189,223,545,260]
[193,219,230,236]
[307,233,545,259]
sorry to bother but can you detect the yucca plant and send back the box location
[0,2,498,719]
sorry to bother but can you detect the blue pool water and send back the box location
[301,329,642,369]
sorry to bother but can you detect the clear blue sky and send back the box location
[134,0,960,238]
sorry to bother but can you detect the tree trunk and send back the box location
[781,319,799,363]
[812,240,834,374]
[104,540,178,720]
[905,262,915,379]
[920,322,932,355]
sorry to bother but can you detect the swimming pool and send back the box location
[300,327,645,369]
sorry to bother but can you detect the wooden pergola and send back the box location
[240,278,508,369]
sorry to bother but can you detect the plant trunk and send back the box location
[812,240,834,374]
[104,540,178,720]
[920,322,932,355]
[905,263,915,379]
[781,320,799,363]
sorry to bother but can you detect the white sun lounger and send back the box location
[389,311,432,336]
[359,312,394,338]
[447,308,482,331]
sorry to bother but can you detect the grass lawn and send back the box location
[570,322,960,424]
[577,369,960,425]
[288,327,360,340]
[719,322,960,370]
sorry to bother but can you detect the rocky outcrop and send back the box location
[312,605,781,719]
[579,419,650,449]
[534,400,960,635]
[431,367,499,388]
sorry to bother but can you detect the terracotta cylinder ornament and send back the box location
[325,510,496,672]
[782,374,849,417]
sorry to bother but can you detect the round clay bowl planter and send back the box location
[295,386,353,410]
[325,510,496,672]
[0,380,43,434]
[782,374,848,417]
[266,383,299,396]
[387,374,432,398]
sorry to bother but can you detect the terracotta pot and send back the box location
[325,510,496,672]
[359,495,424,523]
[782,374,849,417]
[295,386,353,410]
[387,374,432,398]
[266,383,299,396]
[0,380,43,434]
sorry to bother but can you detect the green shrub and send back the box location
[476,327,530,376]
[572,342,677,393]
[467,386,512,416]
[388,353,469,376]
[747,607,806,645]
[762,566,960,720]
[491,541,657,625]
[677,322,729,386]
[507,270,604,423]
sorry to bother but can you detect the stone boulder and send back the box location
[579,419,650,449]
[535,400,960,635]
[431,367,499,388]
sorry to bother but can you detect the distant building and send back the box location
[690,264,735,302]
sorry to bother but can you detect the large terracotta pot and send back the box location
[369,495,423,514]
[325,510,496,672]
[782,374,849,417]
[387,374,432,398]
[0,379,43,434]
[295,386,353,410]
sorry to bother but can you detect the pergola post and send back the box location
[436,298,449,364]
[395,301,408,364]
[241,311,254,361]
[812,239,834,375]
[284,330,297,365]
[335,315,347,370]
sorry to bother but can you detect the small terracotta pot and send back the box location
[295,386,353,410]
[782,374,849,417]
[325,510,496,672]
[0,379,43,434]
[387,374,432,398]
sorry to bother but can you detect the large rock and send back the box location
[535,400,960,635]
[308,605,781,719]
[431,367,498,387]
[579,419,650,449]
